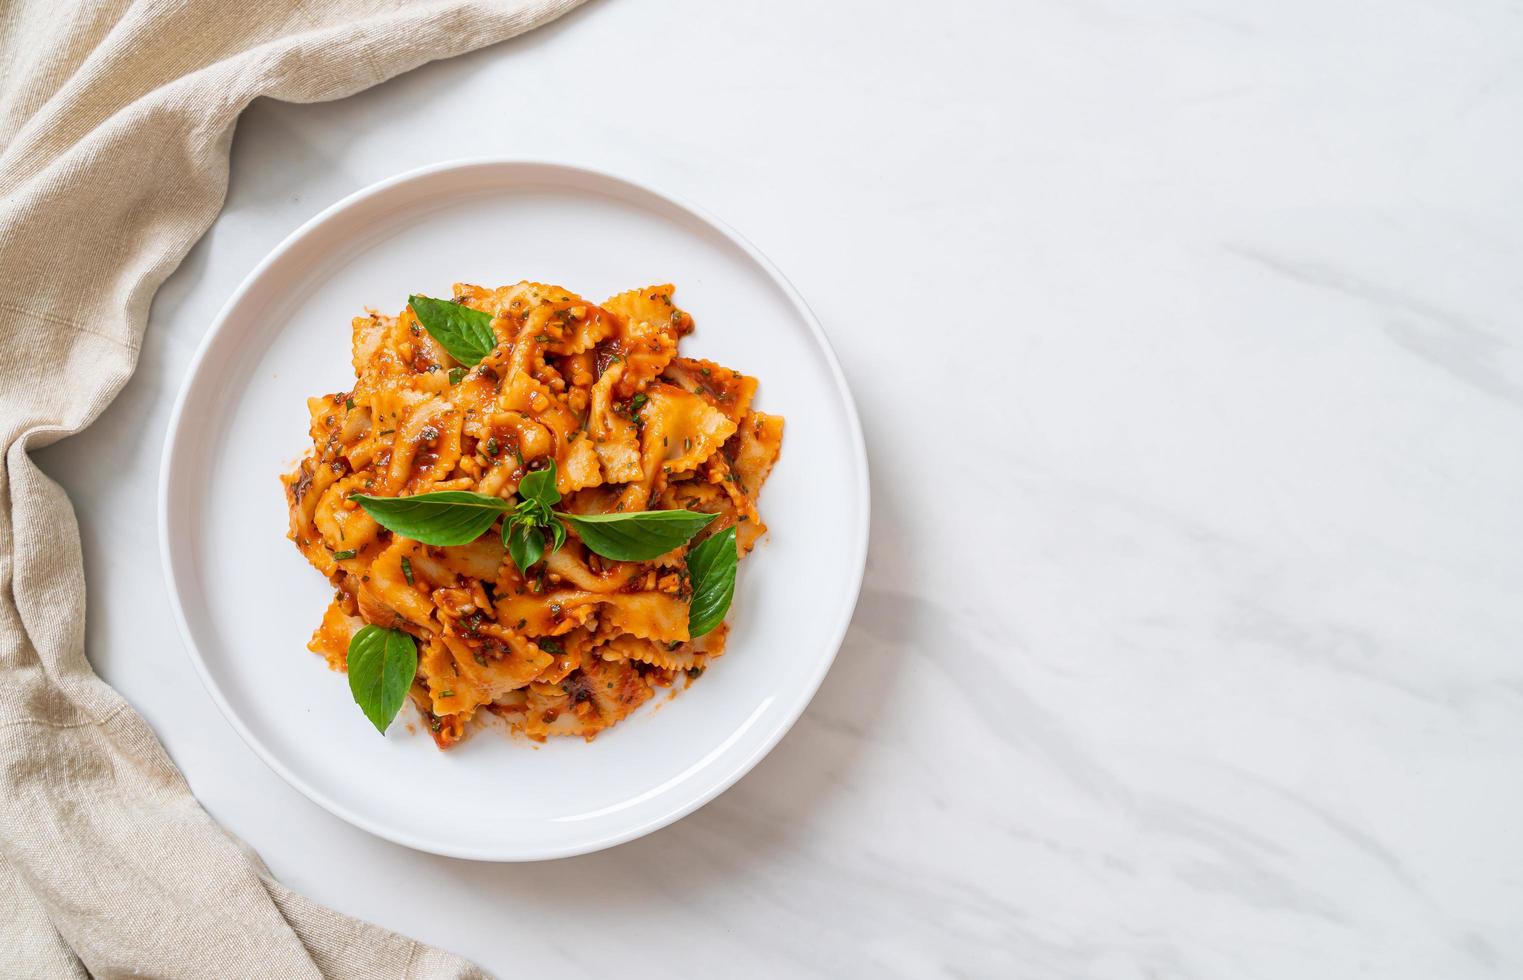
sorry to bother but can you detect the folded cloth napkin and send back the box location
[0,1,585,976]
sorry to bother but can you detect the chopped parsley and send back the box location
[448,367,465,385]
[400,556,415,585]
[333,549,357,560]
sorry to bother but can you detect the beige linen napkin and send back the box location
[0,1,585,976]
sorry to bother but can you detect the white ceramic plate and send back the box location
[159,160,868,860]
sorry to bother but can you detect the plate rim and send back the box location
[157,158,871,861]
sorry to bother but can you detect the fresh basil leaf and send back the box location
[517,461,561,507]
[351,490,509,546]
[408,294,498,367]
[518,499,554,528]
[686,525,737,638]
[549,518,567,553]
[507,521,546,572]
[347,625,418,734]
[559,508,716,562]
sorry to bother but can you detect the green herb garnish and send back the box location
[408,294,497,367]
[400,555,415,584]
[347,625,417,734]
[500,465,561,572]
[686,526,737,638]
[448,367,465,385]
[558,509,714,562]
[352,461,716,575]
[505,521,546,572]
[350,490,512,546]
[503,461,714,570]
[333,549,357,560]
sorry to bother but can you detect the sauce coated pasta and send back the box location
[282,282,782,746]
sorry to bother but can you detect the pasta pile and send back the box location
[282,282,782,746]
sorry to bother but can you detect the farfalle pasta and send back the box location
[282,282,782,746]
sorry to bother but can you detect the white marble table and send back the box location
[36,1,1523,976]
